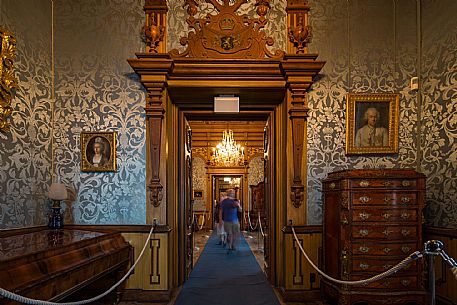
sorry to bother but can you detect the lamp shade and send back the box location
[48,182,68,200]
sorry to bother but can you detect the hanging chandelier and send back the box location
[211,130,245,167]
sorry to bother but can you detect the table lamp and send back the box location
[48,181,67,229]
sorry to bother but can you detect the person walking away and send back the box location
[220,189,241,253]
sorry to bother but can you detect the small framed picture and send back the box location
[193,190,203,200]
[346,93,399,155]
[81,131,117,172]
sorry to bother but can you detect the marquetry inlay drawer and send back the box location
[352,242,419,256]
[352,208,418,222]
[350,179,417,189]
[352,225,417,239]
[351,192,417,206]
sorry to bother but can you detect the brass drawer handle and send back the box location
[359,229,369,236]
[360,263,369,270]
[401,212,410,220]
[359,196,371,204]
[383,263,393,270]
[359,180,370,187]
[341,216,349,225]
[359,246,370,253]
[359,212,370,220]
[383,247,392,254]
[401,196,411,204]
[329,182,336,189]
[382,213,392,220]
[401,246,411,253]
[401,279,411,287]
[383,229,393,237]
[402,180,411,187]
[384,196,393,204]
[383,181,393,187]
[401,229,411,236]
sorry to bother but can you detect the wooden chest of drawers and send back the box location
[322,169,427,305]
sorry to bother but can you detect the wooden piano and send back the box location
[0,228,131,304]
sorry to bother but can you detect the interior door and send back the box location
[263,119,273,281]
[179,116,193,284]
[184,120,193,279]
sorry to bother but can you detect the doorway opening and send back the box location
[186,117,270,273]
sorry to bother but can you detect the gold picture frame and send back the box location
[0,27,18,133]
[346,93,399,155]
[81,131,117,172]
[193,190,204,200]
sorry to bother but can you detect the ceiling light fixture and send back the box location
[210,130,245,167]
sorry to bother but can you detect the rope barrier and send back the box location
[291,226,422,286]
[246,210,259,231]
[0,225,156,305]
[258,213,265,238]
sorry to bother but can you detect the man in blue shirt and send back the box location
[219,189,241,253]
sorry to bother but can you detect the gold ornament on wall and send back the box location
[0,27,18,133]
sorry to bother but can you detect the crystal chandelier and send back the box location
[211,130,245,166]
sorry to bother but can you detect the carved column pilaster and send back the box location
[288,86,308,208]
[146,87,165,207]
[128,53,173,209]
[282,54,325,217]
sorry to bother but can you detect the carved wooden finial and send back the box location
[142,0,168,53]
[288,14,311,54]
[142,15,165,53]
[286,0,311,54]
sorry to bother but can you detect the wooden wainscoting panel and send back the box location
[122,232,169,290]
[284,230,322,290]
[123,232,150,289]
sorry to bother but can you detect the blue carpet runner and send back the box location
[174,233,281,305]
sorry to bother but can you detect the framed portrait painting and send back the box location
[81,131,117,172]
[193,190,204,200]
[346,93,399,155]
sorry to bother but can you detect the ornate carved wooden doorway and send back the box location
[128,0,325,296]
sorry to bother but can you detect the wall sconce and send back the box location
[47,181,67,229]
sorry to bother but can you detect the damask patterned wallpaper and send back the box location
[306,0,457,227]
[2,0,456,229]
[306,0,420,224]
[192,157,207,211]
[0,1,53,229]
[53,0,146,224]
[248,156,264,187]
[420,0,457,227]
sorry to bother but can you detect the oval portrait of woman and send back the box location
[86,136,111,167]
